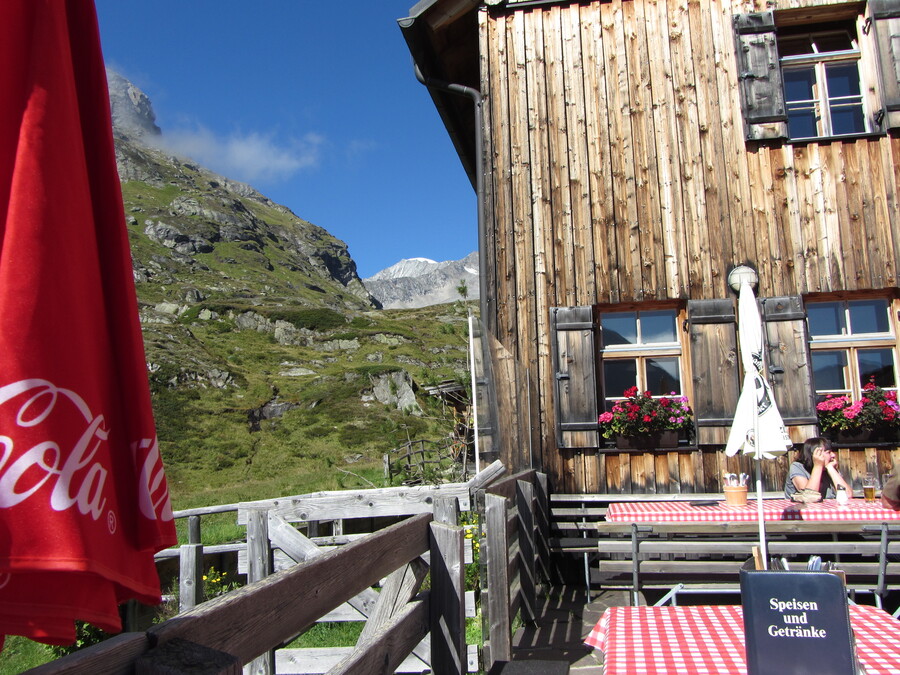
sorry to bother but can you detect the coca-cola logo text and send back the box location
[0,379,172,524]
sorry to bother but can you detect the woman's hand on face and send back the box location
[813,447,828,467]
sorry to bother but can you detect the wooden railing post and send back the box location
[534,472,551,584]
[484,493,511,667]
[188,514,201,544]
[179,544,204,612]
[430,520,465,675]
[245,508,272,675]
[434,496,461,525]
[516,479,536,623]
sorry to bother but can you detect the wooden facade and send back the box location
[401,0,900,494]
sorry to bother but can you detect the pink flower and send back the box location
[598,412,614,423]
[843,401,865,419]
[817,396,848,412]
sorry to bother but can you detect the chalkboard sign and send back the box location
[740,570,859,675]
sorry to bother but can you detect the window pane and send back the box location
[602,312,636,346]
[641,310,677,343]
[645,358,681,396]
[779,35,815,57]
[603,360,637,401]
[811,350,848,392]
[848,299,889,334]
[830,104,865,135]
[787,109,819,139]
[857,348,896,388]
[807,302,845,337]
[814,32,854,53]
[826,62,861,97]
[783,67,816,102]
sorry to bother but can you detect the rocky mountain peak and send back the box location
[364,252,479,309]
[106,68,161,141]
[105,68,377,312]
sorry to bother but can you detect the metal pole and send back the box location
[754,377,768,570]
[469,311,481,475]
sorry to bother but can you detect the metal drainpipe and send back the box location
[412,65,490,328]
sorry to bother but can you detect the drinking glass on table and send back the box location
[863,473,879,502]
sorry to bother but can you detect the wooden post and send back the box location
[179,544,204,612]
[534,472,551,585]
[434,496,461,525]
[245,509,272,675]
[484,493,511,667]
[516,480,537,622]
[430,521,466,675]
[473,487,489,668]
[188,515,201,545]
[357,558,429,645]
[122,600,138,633]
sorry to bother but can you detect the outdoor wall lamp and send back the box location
[727,264,759,293]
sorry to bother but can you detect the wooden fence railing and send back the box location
[29,462,508,675]
[474,469,550,671]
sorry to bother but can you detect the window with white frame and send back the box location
[807,297,898,400]
[599,308,685,409]
[778,24,868,139]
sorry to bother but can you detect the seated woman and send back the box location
[882,459,900,510]
[784,437,851,500]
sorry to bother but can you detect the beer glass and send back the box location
[863,473,878,502]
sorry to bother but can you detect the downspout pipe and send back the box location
[412,64,490,328]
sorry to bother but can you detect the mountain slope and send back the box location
[106,71,470,507]
[109,68,376,314]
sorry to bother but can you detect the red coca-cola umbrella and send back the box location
[0,0,177,646]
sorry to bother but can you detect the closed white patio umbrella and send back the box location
[725,272,793,569]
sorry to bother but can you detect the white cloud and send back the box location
[154,126,324,184]
[345,139,378,166]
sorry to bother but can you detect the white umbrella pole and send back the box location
[754,382,768,570]
[756,460,768,569]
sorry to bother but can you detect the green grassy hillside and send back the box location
[147,302,471,509]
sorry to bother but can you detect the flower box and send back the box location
[598,387,694,449]
[615,430,679,450]
[817,380,900,446]
[827,427,900,446]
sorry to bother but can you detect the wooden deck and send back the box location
[499,586,632,674]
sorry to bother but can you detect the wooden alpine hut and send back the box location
[400,0,900,496]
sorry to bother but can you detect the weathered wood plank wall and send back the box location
[478,0,900,493]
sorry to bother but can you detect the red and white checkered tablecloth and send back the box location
[584,605,900,675]
[605,498,900,523]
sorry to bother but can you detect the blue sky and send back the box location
[93,1,477,279]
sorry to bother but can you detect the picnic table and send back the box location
[597,499,900,606]
[605,498,900,523]
[585,604,900,675]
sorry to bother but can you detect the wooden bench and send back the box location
[550,494,900,607]
[548,492,783,591]
[591,521,900,607]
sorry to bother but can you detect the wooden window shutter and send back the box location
[687,300,740,441]
[871,0,900,129]
[550,306,599,449]
[733,12,788,140]
[761,296,817,424]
